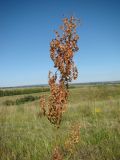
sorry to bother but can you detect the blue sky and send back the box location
[0,0,120,87]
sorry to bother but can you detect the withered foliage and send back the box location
[64,123,80,154]
[52,146,63,160]
[40,16,79,127]
[47,72,68,126]
[50,16,79,84]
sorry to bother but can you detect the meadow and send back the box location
[0,84,120,160]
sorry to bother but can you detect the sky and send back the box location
[0,0,120,87]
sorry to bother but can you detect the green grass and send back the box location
[0,84,120,160]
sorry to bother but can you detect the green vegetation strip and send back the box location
[0,87,50,97]
[3,95,40,106]
[0,86,77,97]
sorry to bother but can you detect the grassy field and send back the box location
[0,84,120,160]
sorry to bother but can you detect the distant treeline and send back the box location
[4,95,40,106]
[0,87,50,97]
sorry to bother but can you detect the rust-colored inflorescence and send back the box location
[40,95,46,116]
[47,72,68,126]
[65,123,80,153]
[52,146,63,160]
[40,16,79,127]
[50,16,79,85]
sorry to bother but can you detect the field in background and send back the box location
[0,84,120,160]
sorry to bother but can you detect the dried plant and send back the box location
[40,95,46,116]
[64,123,80,154]
[52,146,63,160]
[50,16,79,85]
[39,16,80,160]
[40,16,79,128]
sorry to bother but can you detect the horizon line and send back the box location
[0,80,120,89]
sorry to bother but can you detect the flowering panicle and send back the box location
[64,123,80,153]
[40,16,79,128]
[52,146,63,160]
[50,16,79,85]
[47,72,68,126]
[40,95,46,116]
